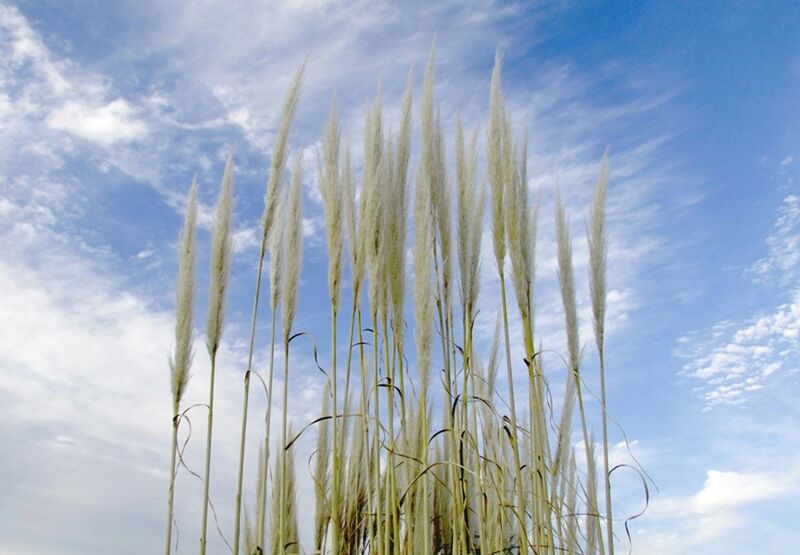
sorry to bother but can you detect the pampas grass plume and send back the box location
[281,155,304,344]
[318,98,343,311]
[171,179,197,413]
[589,152,609,352]
[555,187,579,370]
[206,152,235,356]
[488,49,507,271]
[413,165,435,387]
[262,62,305,243]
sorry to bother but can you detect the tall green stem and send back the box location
[521,291,554,555]
[342,298,358,433]
[435,295,460,554]
[575,370,605,555]
[165,416,178,555]
[199,354,217,555]
[356,308,373,554]
[232,371,251,555]
[330,304,341,555]
[381,318,397,555]
[233,244,269,554]
[371,309,384,555]
[419,386,431,555]
[279,341,291,554]
[258,310,278,550]
[599,348,614,555]
[498,273,529,553]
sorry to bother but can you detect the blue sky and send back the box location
[1,1,799,553]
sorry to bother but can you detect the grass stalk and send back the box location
[200,153,234,555]
[166,179,197,555]
[371,308,384,555]
[257,309,279,549]
[232,243,268,554]
[278,340,291,553]
[162,50,626,555]
[199,355,218,555]
[589,154,613,555]
[165,416,179,555]
[330,304,340,554]
[498,273,530,553]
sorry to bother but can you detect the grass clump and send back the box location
[164,47,625,555]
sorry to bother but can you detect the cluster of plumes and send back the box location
[164,148,240,555]
[165,48,619,555]
[164,63,310,555]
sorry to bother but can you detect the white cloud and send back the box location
[748,194,800,284]
[0,251,321,553]
[680,191,800,409]
[0,1,723,553]
[231,226,260,253]
[677,291,800,408]
[692,469,785,514]
[640,467,796,551]
[0,186,321,553]
[47,98,148,145]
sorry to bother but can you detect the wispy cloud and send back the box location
[678,190,800,409]
[0,4,149,149]
[748,194,800,284]
[677,291,800,409]
[4,1,796,553]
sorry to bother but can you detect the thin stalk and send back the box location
[432,243,461,554]
[342,297,359,436]
[599,347,614,555]
[456,307,472,554]
[232,371,251,555]
[394,338,410,554]
[575,375,605,555]
[498,273,529,553]
[521,299,554,555]
[382,317,394,555]
[371,309,384,555]
[446,312,469,555]
[199,354,218,555]
[469,362,484,555]
[419,387,431,555]
[279,341,291,554]
[233,243,269,554]
[523,330,548,554]
[356,308,374,554]
[331,304,341,555]
[435,294,460,554]
[259,310,279,549]
[165,416,179,555]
